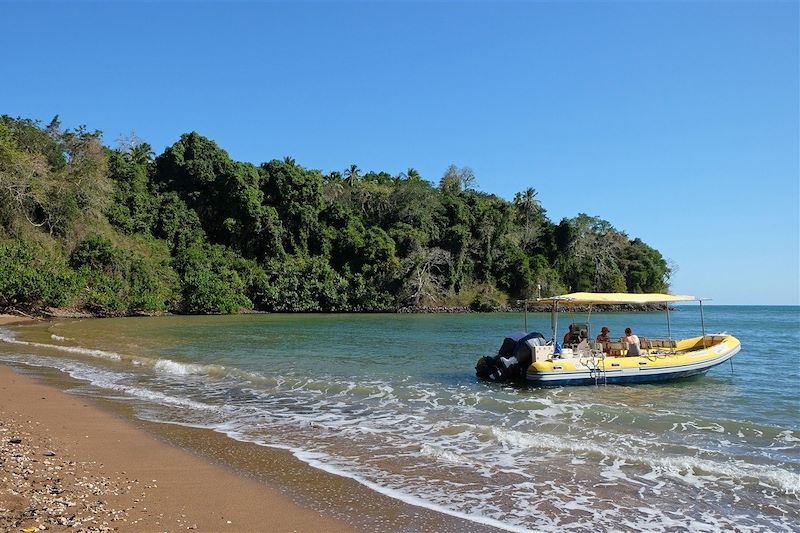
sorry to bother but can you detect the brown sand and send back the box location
[0,365,354,532]
[0,314,36,326]
[0,316,488,532]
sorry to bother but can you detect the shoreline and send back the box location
[0,364,355,532]
[1,301,675,323]
[0,318,489,532]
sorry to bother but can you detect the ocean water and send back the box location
[1,306,798,532]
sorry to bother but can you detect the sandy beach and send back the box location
[0,314,354,531]
[0,314,37,327]
[0,315,485,533]
[0,363,355,532]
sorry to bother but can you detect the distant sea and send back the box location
[1,306,798,532]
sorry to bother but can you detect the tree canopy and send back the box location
[0,115,672,314]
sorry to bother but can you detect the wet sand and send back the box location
[0,315,488,532]
[0,364,356,532]
[0,314,36,326]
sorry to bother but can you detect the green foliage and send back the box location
[173,242,252,314]
[153,133,281,258]
[154,191,205,248]
[0,115,673,315]
[0,115,110,236]
[260,158,324,255]
[469,284,508,312]
[0,239,77,308]
[622,238,670,293]
[69,234,177,314]
[70,234,116,270]
[261,256,348,312]
[106,144,157,234]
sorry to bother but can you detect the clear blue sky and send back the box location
[2,1,798,304]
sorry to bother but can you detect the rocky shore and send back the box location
[0,300,671,321]
[0,414,134,532]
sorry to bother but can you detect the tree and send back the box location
[115,131,147,155]
[322,170,344,202]
[403,248,453,306]
[0,113,674,316]
[439,164,476,193]
[0,116,110,236]
[622,238,670,292]
[513,187,544,248]
[106,142,157,234]
[398,167,423,183]
[153,132,280,258]
[344,164,361,187]
[260,159,324,255]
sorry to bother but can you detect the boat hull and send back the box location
[524,335,741,387]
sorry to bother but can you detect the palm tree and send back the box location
[344,164,361,187]
[323,171,344,202]
[398,167,422,182]
[129,143,154,165]
[514,187,541,240]
[324,170,342,183]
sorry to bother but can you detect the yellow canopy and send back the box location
[535,292,700,305]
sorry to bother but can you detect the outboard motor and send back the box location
[476,331,546,382]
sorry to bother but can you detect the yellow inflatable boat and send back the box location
[527,333,741,386]
[476,292,741,386]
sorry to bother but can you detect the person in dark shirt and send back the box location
[596,326,611,343]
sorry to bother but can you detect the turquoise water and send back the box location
[1,306,798,531]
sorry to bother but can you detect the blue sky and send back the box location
[2,1,798,304]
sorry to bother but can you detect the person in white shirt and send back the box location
[623,327,641,356]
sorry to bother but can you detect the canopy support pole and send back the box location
[552,302,558,344]
[700,300,707,348]
[587,304,593,338]
[524,299,528,333]
[666,304,672,341]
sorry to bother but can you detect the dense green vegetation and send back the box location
[0,115,671,315]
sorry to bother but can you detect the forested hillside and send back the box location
[0,115,671,315]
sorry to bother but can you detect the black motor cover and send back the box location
[476,332,545,382]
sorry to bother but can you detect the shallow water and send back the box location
[1,306,798,532]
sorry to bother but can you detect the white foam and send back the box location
[110,382,219,412]
[0,353,219,413]
[0,331,122,361]
[490,425,800,494]
[0,328,276,387]
[420,443,476,467]
[649,454,800,494]
[289,448,535,533]
[153,359,213,376]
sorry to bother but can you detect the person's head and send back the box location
[625,327,632,335]
[601,327,610,335]
[568,324,574,332]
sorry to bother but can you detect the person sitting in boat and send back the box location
[623,327,641,356]
[596,326,611,343]
[563,324,580,345]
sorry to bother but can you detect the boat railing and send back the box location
[558,334,729,361]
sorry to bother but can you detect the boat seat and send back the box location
[606,341,624,356]
[640,338,650,350]
[651,339,677,349]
